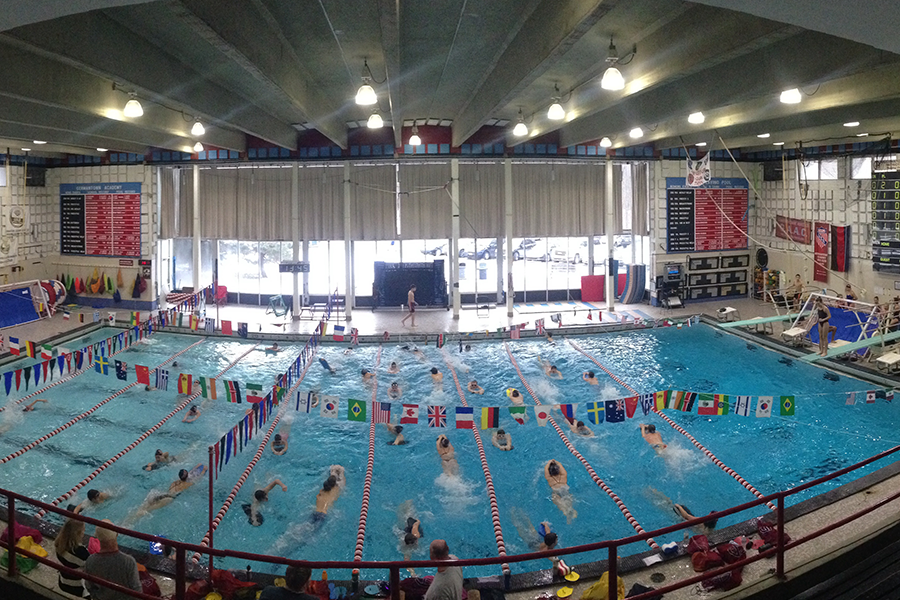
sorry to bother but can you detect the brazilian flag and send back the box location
[780,395,795,416]
[348,399,367,422]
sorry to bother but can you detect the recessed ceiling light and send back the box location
[33,140,46,145]
[96,148,108,152]
[857,132,869,137]
[757,133,770,138]
[773,142,784,146]
[695,142,707,147]
[629,127,643,139]
[688,112,705,124]
[21,148,30,152]
[843,121,860,127]
[780,88,802,104]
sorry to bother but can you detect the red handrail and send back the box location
[5,437,900,599]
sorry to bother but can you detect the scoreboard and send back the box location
[872,171,900,271]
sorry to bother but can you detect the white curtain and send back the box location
[511,162,608,236]
[398,162,451,239]
[459,162,503,238]
[632,162,650,235]
[350,164,397,240]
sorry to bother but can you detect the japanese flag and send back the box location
[535,406,550,427]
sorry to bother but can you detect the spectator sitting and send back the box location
[84,520,142,600]
[424,539,463,600]
[259,564,318,600]
[54,518,90,598]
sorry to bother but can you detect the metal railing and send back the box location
[4,440,900,600]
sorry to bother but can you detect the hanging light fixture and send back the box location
[780,88,802,104]
[600,36,635,91]
[408,124,421,146]
[688,112,705,124]
[191,119,205,136]
[600,137,612,148]
[123,93,143,118]
[547,84,566,120]
[513,109,528,136]
[355,60,378,106]
[193,141,203,152]
[629,127,643,139]
[367,110,383,129]
[96,147,108,152]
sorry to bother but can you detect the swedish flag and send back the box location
[587,401,605,425]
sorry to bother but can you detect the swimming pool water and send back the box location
[0,325,893,580]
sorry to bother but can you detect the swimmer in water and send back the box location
[172,361,179,368]
[492,429,513,451]
[398,502,424,573]
[143,449,175,471]
[385,422,406,445]
[566,419,595,438]
[506,388,524,405]
[319,357,336,375]
[344,345,354,355]
[74,489,111,514]
[124,465,207,525]
[648,488,718,536]
[465,344,472,352]
[272,432,288,455]
[242,479,287,527]
[639,424,667,454]
[546,332,556,345]
[539,357,562,379]
[582,371,599,385]
[265,342,281,355]
[412,347,425,361]
[387,381,402,399]
[544,460,577,523]
[436,435,459,477]
[509,507,557,564]
[145,385,156,392]
[181,405,201,423]
[312,466,345,521]
[361,369,376,383]
[467,380,484,395]
[430,367,443,384]
[22,398,48,412]
[387,361,400,374]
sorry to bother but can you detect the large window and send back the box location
[458,237,498,296]
[172,238,212,291]
[217,240,298,299]
[852,157,872,180]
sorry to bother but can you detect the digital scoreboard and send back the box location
[871,170,900,271]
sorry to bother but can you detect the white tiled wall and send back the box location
[0,164,56,282]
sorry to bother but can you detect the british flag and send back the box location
[535,319,544,335]
[351,328,359,345]
[372,401,392,423]
[427,405,447,428]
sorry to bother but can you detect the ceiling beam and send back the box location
[1,11,297,149]
[378,0,402,148]
[559,29,889,148]
[170,0,347,148]
[452,0,613,147]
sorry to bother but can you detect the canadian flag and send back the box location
[400,404,419,424]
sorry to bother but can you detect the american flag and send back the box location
[510,325,520,340]
[428,405,447,428]
[205,318,215,333]
[372,401,392,423]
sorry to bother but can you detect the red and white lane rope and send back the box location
[504,342,658,549]
[192,346,318,562]
[442,350,510,574]
[36,343,261,518]
[0,338,205,465]
[565,338,776,512]
[353,346,382,561]
[0,342,136,414]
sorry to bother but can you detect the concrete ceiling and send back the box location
[0,0,897,157]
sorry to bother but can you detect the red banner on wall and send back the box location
[814,222,830,283]
[775,215,812,244]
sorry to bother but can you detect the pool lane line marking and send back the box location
[0,338,206,465]
[353,345,382,562]
[193,342,319,562]
[36,342,261,519]
[442,349,510,574]
[0,336,134,414]
[565,338,777,512]
[504,342,659,550]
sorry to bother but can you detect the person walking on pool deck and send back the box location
[423,540,463,600]
[544,460,577,523]
[401,284,417,328]
[84,520,142,600]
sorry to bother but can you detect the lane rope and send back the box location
[192,343,319,562]
[36,343,261,518]
[504,342,659,549]
[565,338,777,512]
[0,338,205,465]
[442,349,510,574]
[353,346,382,561]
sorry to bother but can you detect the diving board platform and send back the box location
[719,312,810,328]
[801,330,900,363]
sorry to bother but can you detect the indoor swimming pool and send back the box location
[0,324,894,578]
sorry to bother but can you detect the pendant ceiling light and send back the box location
[780,88,802,104]
[123,94,143,118]
[600,137,612,148]
[600,36,636,91]
[355,59,378,106]
[193,141,204,152]
[409,124,421,146]
[513,109,528,136]
[367,110,383,129]
[547,84,566,120]
[191,120,205,136]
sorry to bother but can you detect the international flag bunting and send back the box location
[93,311,100,323]
[734,396,752,416]
[320,395,338,418]
[400,404,419,425]
[756,396,773,418]
[887,390,895,402]
[846,392,856,406]
[205,318,215,333]
[510,326,520,340]
[714,394,729,415]
[624,396,638,419]
[176,313,185,328]
[41,344,54,360]
[535,406,550,426]
[587,401,605,425]
[333,325,345,342]
[676,391,696,412]
[136,365,150,385]
[3,371,11,396]
[509,406,527,424]
[427,405,447,428]
[115,360,128,381]
[697,393,717,416]
[866,391,877,404]
[8,337,19,356]
[347,399,366,422]
[297,391,313,412]
[535,319,545,335]
[23,366,31,390]
[108,312,116,326]
[351,328,359,345]
[25,341,36,358]
[131,311,139,326]
[481,406,499,429]
[63,311,71,320]
[373,401,392,423]
[455,406,473,429]
[94,355,109,375]
[639,394,654,416]
[436,334,444,349]
[221,320,233,336]
[190,315,200,331]
[654,390,669,411]
[780,395,795,416]
[33,363,40,385]
[173,373,190,394]
[605,399,625,423]
[154,368,168,391]
[558,404,575,423]
[238,323,249,338]
[199,377,217,399]
[246,383,265,404]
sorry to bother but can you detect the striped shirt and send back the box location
[56,544,89,597]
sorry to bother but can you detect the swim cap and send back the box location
[506,388,515,398]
